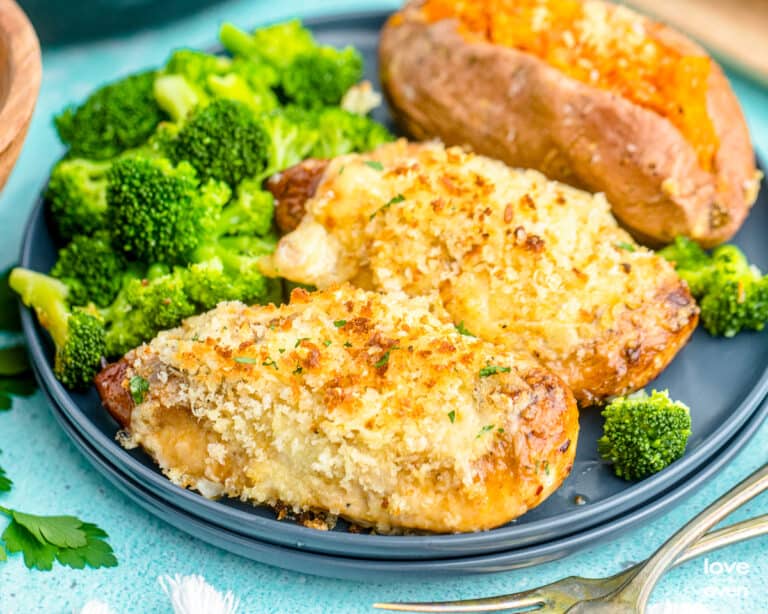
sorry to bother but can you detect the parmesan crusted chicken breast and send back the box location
[96,285,578,533]
[262,141,699,404]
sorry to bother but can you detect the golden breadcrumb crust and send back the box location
[118,285,578,533]
[261,141,698,404]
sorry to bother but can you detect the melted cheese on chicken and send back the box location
[260,141,698,404]
[120,285,577,532]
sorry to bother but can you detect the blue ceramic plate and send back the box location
[19,11,768,562]
[38,364,768,580]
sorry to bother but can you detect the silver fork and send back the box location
[375,463,768,613]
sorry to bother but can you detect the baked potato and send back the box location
[379,0,760,247]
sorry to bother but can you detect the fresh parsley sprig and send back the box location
[0,505,117,571]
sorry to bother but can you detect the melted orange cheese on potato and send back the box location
[420,0,717,169]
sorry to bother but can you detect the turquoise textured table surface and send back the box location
[1,1,767,612]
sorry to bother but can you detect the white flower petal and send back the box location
[75,600,117,614]
[159,574,240,614]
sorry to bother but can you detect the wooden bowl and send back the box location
[0,0,41,193]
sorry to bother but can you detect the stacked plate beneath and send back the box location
[18,11,768,579]
[32,370,768,579]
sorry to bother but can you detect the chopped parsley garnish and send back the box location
[278,348,286,354]
[338,165,345,175]
[0,464,11,492]
[128,376,149,404]
[323,340,332,347]
[364,160,384,171]
[333,320,347,328]
[233,356,258,364]
[191,333,200,342]
[369,193,405,220]
[477,424,495,438]
[262,358,278,370]
[616,241,636,252]
[497,427,505,434]
[374,346,400,368]
[294,337,310,348]
[343,341,353,348]
[479,365,511,377]
[292,366,303,375]
[455,321,474,336]
[447,410,456,424]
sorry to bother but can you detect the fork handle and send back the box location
[630,463,768,610]
[372,513,768,612]
[675,512,768,566]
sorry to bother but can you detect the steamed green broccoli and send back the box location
[9,269,105,389]
[107,157,230,264]
[101,265,196,357]
[220,21,363,109]
[171,99,271,186]
[216,178,275,236]
[55,71,165,160]
[219,20,316,70]
[46,158,111,239]
[101,153,280,341]
[598,390,691,481]
[660,237,768,337]
[258,107,320,173]
[50,231,125,308]
[185,235,279,310]
[281,47,363,109]
[305,107,393,159]
[154,49,279,120]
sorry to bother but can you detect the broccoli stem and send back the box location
[219,23,260,59]
[9,269,70,349]
[154,74,201,122]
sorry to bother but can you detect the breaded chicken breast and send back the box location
[262,141,699,404]
[96,285,578,533]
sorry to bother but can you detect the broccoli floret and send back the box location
[658,236,715,296]
[304,107,393,159]
[186,235,278,310]
[220,21,362,109]
[598,390,691,481]
[216,179,275,236]
[282,47,363,109]
[50,231,125,308]
[219,20,316,70]
[9,268,105,389]
[157,50,279,118]
[107,156,230,264]
[660,237,768,337]
[102,266,196,357]
[171,99,271,186]
[55,71,165,160]
[46,158,111,239]
[258,108,319,174]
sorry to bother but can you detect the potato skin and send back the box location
[379,1,758,247]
